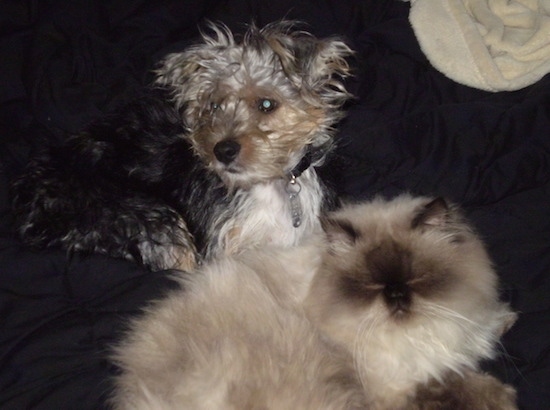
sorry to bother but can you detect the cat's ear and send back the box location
[321,216,359,252]
[412,197,449,229]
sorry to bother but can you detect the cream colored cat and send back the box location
[112,194,517,409]
[111,236,366,410]
[306,194,518,409]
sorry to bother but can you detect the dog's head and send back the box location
[156,21,353,189]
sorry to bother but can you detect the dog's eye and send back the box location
[258,98,276,113]
[210,102,221,111]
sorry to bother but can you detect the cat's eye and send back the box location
[258,98,277,113]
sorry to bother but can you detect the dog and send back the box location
[12,21,353,270]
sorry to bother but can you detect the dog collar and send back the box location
[289,150,313,179]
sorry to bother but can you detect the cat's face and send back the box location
[310,196,492,320]
[305,195,516,375]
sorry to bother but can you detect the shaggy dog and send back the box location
[12,21,352,270]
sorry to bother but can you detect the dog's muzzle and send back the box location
[214,139,240,164]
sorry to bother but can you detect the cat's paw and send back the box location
[413,370,517,410]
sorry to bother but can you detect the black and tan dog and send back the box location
[13,21,352,270]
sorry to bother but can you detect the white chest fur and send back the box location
[208,169,324,258]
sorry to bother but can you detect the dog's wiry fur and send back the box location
[159,20,352,259]
[12,21,352,269]
[158,21,350,190]
[12,92,199,271]
[111,237,367,410]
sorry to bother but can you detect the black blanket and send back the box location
[1,1,549,409]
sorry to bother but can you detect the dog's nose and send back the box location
[214,140,241,164]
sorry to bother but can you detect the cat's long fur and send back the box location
[111,236,366,409]
[112,194,517,409]
[305,194,518,409]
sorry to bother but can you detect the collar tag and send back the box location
[286,175,303,228]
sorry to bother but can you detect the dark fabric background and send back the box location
[1,1,549,409]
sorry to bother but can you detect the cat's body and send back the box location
[111,236,366,410]
[305,194,518,409]
[112,194,517,409]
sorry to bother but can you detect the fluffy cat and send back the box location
[112,194,517,409]
[110,236,366,410]
[305,194,518,409]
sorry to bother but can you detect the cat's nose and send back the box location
[383,283,407,300]
[383,283,411,313]
[214,139,241,164]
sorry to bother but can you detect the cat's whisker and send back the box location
[420,303,487,343]
[418,302,499,362]
[353,305,384,388]
[305,194,518,409]
[420,302,479,328]
[493,340,527,384]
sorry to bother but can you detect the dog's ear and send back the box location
[262,23,353,108]
[155,52,202,91]
[155,48,213,120]
[285,37,352,85]
[155,22,235,106]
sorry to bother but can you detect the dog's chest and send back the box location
[214,171,324,256]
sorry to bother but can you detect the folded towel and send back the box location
[408,0,550,91]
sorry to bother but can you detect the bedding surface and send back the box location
[1,1,549,409]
